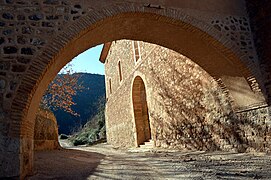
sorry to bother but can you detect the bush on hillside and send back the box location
[68,96,106,146]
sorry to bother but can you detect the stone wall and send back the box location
[105,41,137,148]
[236,106,271,153]
[34,108,60,151]
[104,40,271,152]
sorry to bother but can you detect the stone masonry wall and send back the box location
[105,40,271,152]
[34,108,60,151]
[236,106,271,152]
[105,41,137,148]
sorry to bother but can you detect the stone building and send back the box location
[100,40,271,152]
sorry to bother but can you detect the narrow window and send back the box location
[118,61,122,82]
[133,41,140,62]
[109,79,112,94]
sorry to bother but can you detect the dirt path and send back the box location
[28,142,271,179]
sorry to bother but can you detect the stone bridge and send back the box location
[0,0,270,179]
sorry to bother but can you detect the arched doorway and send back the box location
[132,76,151,146]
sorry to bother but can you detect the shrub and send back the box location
[68,96,106,146]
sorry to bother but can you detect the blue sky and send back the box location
[66,44,104,75]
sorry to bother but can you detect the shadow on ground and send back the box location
[27,149,105,180]
[27,143,271,179]
[89,150,271,179]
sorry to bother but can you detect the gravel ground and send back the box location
[28,141,271,180]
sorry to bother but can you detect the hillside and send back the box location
[68,97,106,146]
[53,73,106,135]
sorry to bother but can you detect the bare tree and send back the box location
[40,63,84,116]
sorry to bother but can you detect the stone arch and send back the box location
[18,12,255,138]
[132,76,151,146]
[3,2,262,178]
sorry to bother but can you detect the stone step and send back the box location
[139,144,153,148]
[139,140,154,148]
[144,140,154,145]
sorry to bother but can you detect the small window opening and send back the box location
[133,41,140,62]
[118,61,122,82]
[109,79,112,94]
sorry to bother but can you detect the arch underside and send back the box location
[19,12,260,138]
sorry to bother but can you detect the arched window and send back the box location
[133,41,141,62]
[109,78,112,94]
[118,61,122,82]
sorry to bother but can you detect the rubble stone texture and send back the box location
[34,108,60,151]
[0,0,270,178]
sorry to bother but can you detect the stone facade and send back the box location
[0,0,271,178]
[34,108,60,151]
[236,106,271,152]
[103,40,271,153]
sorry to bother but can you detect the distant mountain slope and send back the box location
[68,97,106,146]
[53,73,106,134]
